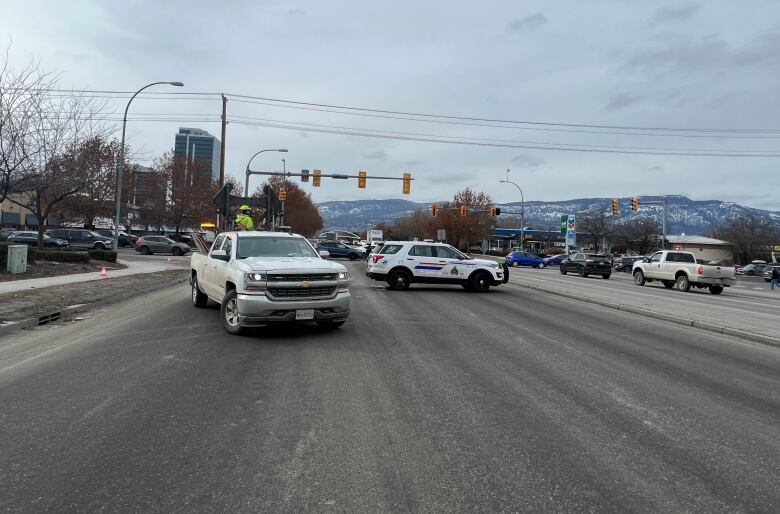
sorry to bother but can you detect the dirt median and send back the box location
[0,269,189,324]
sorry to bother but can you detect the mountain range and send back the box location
[317,196,780,235]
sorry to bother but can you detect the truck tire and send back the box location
[709,285,724,295]
[387,269,412,290]
[220,289,244,335]
[662,280,675,288]
[192,276,208,308]
[676,274,691,292]
[469,271,491,293]
[633,270,646,286]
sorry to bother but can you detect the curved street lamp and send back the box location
[113,81,183,248]
[500,172,525,251]
[245,148,288,194]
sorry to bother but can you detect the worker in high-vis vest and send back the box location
[235,205,254,230]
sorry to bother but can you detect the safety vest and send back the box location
[235,213,254,230]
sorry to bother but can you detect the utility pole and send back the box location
[662,195,668,249]
[218,94,227,228]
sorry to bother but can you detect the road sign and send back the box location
[567,214,576,232]
[301,169,309,182]
[436,229,446,241]
[560,215,567,235]
[368,229,383,241]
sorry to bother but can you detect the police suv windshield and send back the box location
[236,236,318,258]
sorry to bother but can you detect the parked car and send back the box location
[0,228,17,241]
[95,229,138,248]
[46,228,114,250]
[6,231,69,248]
[506,251,546,268]
[134,235,191,256]
[763,263,780,282]
[560,253,612,279]
[740,263,768,276]
[169,233,196,247]
[613,255,644,272]
[316,240,365,260]
[543,254,567,266]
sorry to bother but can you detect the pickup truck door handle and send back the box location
[407,258,415,261]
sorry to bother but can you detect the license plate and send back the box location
[295,309,314,320]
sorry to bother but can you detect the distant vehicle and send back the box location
[613,256,644,272]
[505,251,546,268]
[543,254,567,266]
[763,263,780,282]
[46,228,114,250]
[316,240,365,260]
[632,250,735,294]
[6,231,69,248]
[366,241,507,292]
[134,235,191,256]
[0,228,17,241]
[95,229,138,248]
[560,253,612,279]
[169,233,196,247]
[740,263,768,276]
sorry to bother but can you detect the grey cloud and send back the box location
[287,7,306,17]
[511,154,543,167]
[54,51,89,63]
[649,4,700,25]
[506,13,547,34]
[605,93,647,111]
[362,150,389,161]
[732,29,780,66]
[620,35,729,74]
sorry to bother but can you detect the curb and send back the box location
[509,280,780,349]
[0,304,88,337]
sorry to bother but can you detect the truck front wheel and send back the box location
[676,274,691,292]
[220,289,244,335]
[633,270,646,286]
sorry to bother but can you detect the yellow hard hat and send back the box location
[239,204,250,211]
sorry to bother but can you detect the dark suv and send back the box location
[316,240,365,260]
[46,228,114,250]
[613,256,644,272]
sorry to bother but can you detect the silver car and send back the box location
[134,235,191,256]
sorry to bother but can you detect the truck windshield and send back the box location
[236,237,318,258]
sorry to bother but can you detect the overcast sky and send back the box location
[3,1,779,210]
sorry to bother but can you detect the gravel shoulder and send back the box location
[0,268,188,324]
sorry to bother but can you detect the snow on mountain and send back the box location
[317,196,779,235]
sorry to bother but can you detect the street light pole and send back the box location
[113,81,183,249]
[244,148,288,195]
[500,170,524,251]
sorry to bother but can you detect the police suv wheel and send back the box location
[469,271,491,293]
[388,269,412,290]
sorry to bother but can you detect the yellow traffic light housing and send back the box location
[431,203,437,217]
[631,196,639,212]
[279,189,287,201]
[612,197,619,216]
[460,205,467,217]
[490,207,496,216]
[313,169,321,187]
[358,169,367,189]
[402,172,411,194]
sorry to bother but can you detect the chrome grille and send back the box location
[267,273,337,282]
[267,286,337,299]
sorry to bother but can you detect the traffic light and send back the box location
[301,169,309,183]
[313,169,321,187]
[631,196,639,212]
[358,169,366,189]
[490,207,496,216]
[612,197,620,216]
[402,172,411,194]
[279,189,287,201]
[460,205,467,217]
[431,203,437,217]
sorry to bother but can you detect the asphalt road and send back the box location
[1,261,778,513]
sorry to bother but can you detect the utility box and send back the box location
[6,244,28,274]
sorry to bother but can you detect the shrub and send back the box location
[88,249,117,262]
[30,248,90,263]
[0,242,8,269]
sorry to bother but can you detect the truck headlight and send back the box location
[245,272,266,281]
[338,271,348,280]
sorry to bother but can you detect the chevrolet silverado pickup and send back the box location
[632,250,736,294]
[190,231,351,334]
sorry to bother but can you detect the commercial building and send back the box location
[665,235,734,262]
[173,127,220,182]
[0,194,51,230]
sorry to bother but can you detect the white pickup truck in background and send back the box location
[190,231,351,334]
[632,250,736,295]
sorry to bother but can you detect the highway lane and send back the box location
[0,261,778,512]
[501,264,780,339]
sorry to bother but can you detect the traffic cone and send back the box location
[100,266,108,278]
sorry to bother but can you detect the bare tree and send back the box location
[578,206,613,252]
[155,152,213,234]
[617,217,659,255]
[710,215,778,264]
[257,176,323,237]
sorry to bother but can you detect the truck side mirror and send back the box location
[211,249,229,261]
[319,250,330,258]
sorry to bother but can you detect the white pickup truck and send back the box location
[632,250,736,295]
[190,231,351,334]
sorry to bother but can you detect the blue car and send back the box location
[505,251,546,268]
[543,254,567,266]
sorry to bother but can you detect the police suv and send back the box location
[366,241,508,292]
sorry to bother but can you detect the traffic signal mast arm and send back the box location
[245,169,414,181]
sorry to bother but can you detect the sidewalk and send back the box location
[0,259,184,295]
